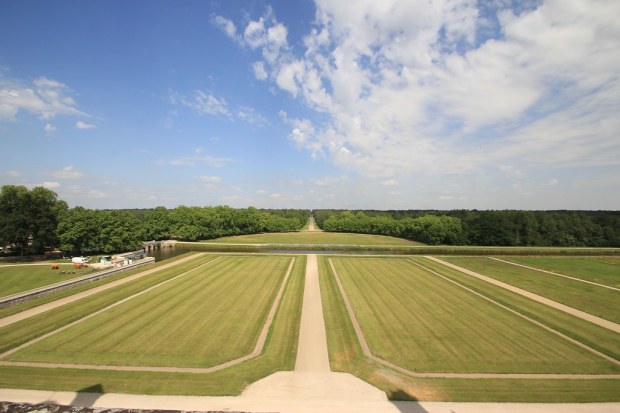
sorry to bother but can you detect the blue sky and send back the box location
[1,0,619,210]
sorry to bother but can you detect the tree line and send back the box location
[0,185,309,255]
[313,209,620,247]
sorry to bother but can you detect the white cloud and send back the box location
[381,179,399,187]
[44,123,56,135]
[42,181,60,189]
[253,61,268,80]
[5,170,20,177]
[213,15,237,40]
[236,106,269,126]
[256,189,268,195]
[166,155,233,167]
[169,89,229,117]
[75,120,96,129]
[222,0,620,190]
[52,166,84,179]
[196,175,222,183]
[65,185,107,199]
[0,75,88,121]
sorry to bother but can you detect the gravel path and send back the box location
[425,256,620,333]
[241,254,387,401]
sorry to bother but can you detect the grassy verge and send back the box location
[0,253,198,319]
[0,264,94,298]
[177,241,620,255]
[441,257,620,323]
[331,257,618,374]
[204,232,419,245]
[0,256,306,395]
[498,256,620,288]
[9,256,291,367]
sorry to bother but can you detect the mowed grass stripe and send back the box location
[0,254,216,354]
[497,256,620,289]
[9,256,291,368]
[414,257,620,361]
[0,256,306,397]
[331,257,619,374]
[442,257,620,323]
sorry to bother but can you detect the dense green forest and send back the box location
[2,185,620,256]
[314,209,620,247]
[0,185,309,255]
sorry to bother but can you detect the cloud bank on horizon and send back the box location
[1,0,619,209]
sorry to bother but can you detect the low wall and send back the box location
[0,257,156,308]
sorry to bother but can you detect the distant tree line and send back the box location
[313,209,620,247]
[0,185,309,255]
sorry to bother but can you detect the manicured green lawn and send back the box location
[0,255,306,396]
[414,257,620,360]
[499,256,620,288]
[319,256,620,402]
[9,256,292,368]
[205,231,420,245]
[442,257,620,323]
[0,264,92,298]
[329,257,618,374]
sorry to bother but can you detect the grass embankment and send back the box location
[0,255,306,395]
[499,256,620,288]
[0,264,93,298]
[177,233,620,255]
[9,256,291,367]
[0,253,197,319]
[441,257,620,323]
[319,255,620,402]
[202,231,420,245]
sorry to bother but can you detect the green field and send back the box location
[205,231,420,245]
[442,257,620,323]
[319,255,620,401]
[0,264,93,298]
[329,257,618,374]
[8,256,291,367]
[414,257,620,360]
[499,256,620,288]
[0,254,306,395]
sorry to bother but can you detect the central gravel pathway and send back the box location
[241,254,387,401]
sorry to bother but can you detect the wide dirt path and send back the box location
[426,256,620,333]
[0,253,205,328]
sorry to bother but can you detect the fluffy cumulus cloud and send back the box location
[221,0,620,183]
[0,76,87,121]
